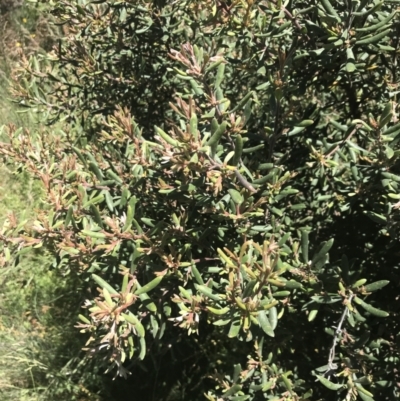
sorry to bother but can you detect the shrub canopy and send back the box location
[1,0,400,400]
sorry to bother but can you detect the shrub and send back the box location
[1,1,400,400]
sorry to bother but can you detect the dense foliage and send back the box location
[1,0,400,400]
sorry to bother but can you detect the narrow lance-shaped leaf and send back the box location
[154,125,179,146]
[379,102,393,128]
[228,188,244,205]
[103,288,114,307]
[138,336,146,360]
[134,275,163,295]
[122,312,145,337]
[195,284,222,301]
[217,248,236,267]
[364,211,387,225]
[355,11,396,33]
[320,0,339,19]
[191,264,205,285]
[136,283,157,313]
[355,383,374,399]
[230,91,254,113]
[364,280,389,292]
[207,306,230,315]
[356,28,391,45]
[92,274,118,294]
[121,274,129,293]
[346,48,356,73]
[231,134,243,166]
[301,229,309,264]
[215,62,225,88]
[65,205,73,227]
[316,375,344,391]
[228,320,241,338]
[79,314,91,324]
[268,306,278,330]
[123,204,134,232]
[106,168,123,184]
[354,296,389,317]
[87,160,104,180]
[281,372,293,395]
[222,384,242,398]
[308,306,319,322]
[312,238,334,266]
[232,364,242,383]
[207,120,227,147]
[352,278,367,289]
[189,113,198,140]
[257,310,274,337]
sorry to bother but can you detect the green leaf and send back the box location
[139,336,146,360]
[231,134,243,166]
[364,280,389,292]
[228,188,244,205]
[346,48,356,73]
[281,372,293,395]
[222,384,242,398]
[312,239,334,266]
[195,284,222,301]
[295,119,314,127]
[65,206,74,227]
[190,264,205,285]
[355,11,396,33]
[121,274,129,293]
[81,230,106,239]
[308,307,319,322]
[316,375,344,391]
[103,288,114,307]
[155,125,179,146]
[92,274,118,294]
[354,297,389,317]
[189,113,198,140]
[364,211,387,225]
[257,310,274,337]
[230,91,253,113]
[228,320,241,338]
[379,102,393,128]
[214,62,225,88]
[136,287,157,312]
[207,306,230,315]
[79,314,91,324]
[357,28,391,45]
[301,229,309,264]
[207,121,227,147]
[135,275,163,295]
[320,0,339,19]
[268,306,278,330]
[352,278,367,289]
[122,313,145,337]
[284,280,303,290]
[356,384,375,401]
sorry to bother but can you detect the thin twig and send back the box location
[281,7,311,41]
[269,0,310,41]
[325,127,358,159]
[325,293,355,377]
[234,169,257,193]
[205,153,258,193]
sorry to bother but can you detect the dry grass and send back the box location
[0,5,106,401]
